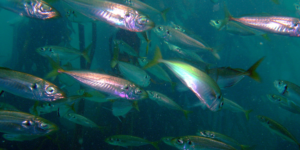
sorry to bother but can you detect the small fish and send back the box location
[161,136,174,147]
[3,134,41,141]
[0,103,19,111]
[197,130,251,150]
[207,57,264,89]
[114,39,138,57]
[105,135,159,149]
[147,90,192,118]
[138,57,172,83]
[267,94,300,114]
[274,80,300,105]
[0,0,60,19]
[223,98,253,120]
[112,99,138,119]
[153,25,220,59]
[171,136,235,150]
[222,5,300,37]
[257,115,300,147]
[62,112,104,130]
[36,43,92,63]
[63,0,155,32]
[0,67,66,102]
[46,58,148,100]
[144,47,224,111]
[294,3,300,16]
[0,111,58,135]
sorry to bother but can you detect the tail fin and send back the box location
[160,8,170,22]
[141,31,151,55]
[246,57,265,82]
[210,45,223,60]
[45,57,64,79]
[82,43,92,63]
[150,141,160,150]
[132,101,140,112]
[244,109,253,121]
[219,4,233,30]
[182,110,192,119]
[143,46,162,69]
[111,40,119,68]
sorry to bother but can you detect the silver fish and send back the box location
[267,94,300,114]
[274,80,300,105]
[114,40,138,57]
[223,98,253,120]
[0,0,59,19]
[63,0,154,32]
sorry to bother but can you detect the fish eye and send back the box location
[116,138,120,142]
[125,12,130,17]
[158,26,163,31]
[216,21,220,24]
[49,48,53,52]
[22,120,34,126]
[40,47,45,51]
[32,83,39,89]
[166,30,170,35]
[219,101,224,108]
[145,75,149,79]
[137,17,148,25]
[46,87,56,94]
[72,11,75,14]
[188,140,192,145]
[210,134,215,138]
[177,138,183,144]
[123,85,129,90]
[135,89,142,94]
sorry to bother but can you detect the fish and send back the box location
[0,103,20,111]
[197,130,251,150]
[0,0,60,19]
[171,136,236,150]
[65,9,94,23]
[114,39,138,57]
[153,25,221,59]
[112,99,138,119]
[207,57,264,89]
[0,67,66,102]
[115,0,170,21]
[147,90,192,118]
[222,5,300,37]
[36,43,92,63]
[257,115,300,148]
[0,111,58,135]
[105,135,159,149]
[63,0,155,32]
[210,19,269,39]
[138,57,172,83]
[2,134,41,141]
[62,112,104,130]
[144,47,224,111]
[223,98,253,120]
[77,89,109,103]
[267,94,300,114]
[161,136,174,147]
[274,80,300,105]
[46,58,148,100]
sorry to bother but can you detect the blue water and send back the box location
[0,0,300,149]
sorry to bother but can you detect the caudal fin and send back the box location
[45,57,64,79]
[141,31,151,55]
[182,110,193,119]
[132,101,140,112]
[143,46,162,69]
[150,141,161,150]
[244,109,253,121]
[82,43,92,63]
[160,8,170,22]
[219,4,233,30]
[246,57,265,82]
[210,45,223,60]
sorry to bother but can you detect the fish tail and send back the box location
[150,141,161,150]
[111,40,119,68]
[219,3,232,30]
[45,57,65,79]
[141,32,151,55]
[210,45,223,60]
[132,101,140,112]
[246,57,265,82]
[244,109,253,121]
[182,109,193,119]
[261,34,270,41]
[143,46,162,69]
[160,8,170,22]
[82,43,92,63]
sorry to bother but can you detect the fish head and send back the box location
[36,46,55,57]
[34,117,59,134]
[105,136,122,145]
[138,57,148,67]
[171,137,195,150]
[257,115,272,128]
[161,137,174,146]
[266,94,283,103]
[207,93,224,111]
[146,91,159,100]
[126,10,154,32]
[124,84,148,100]
[197,130,216,139]
[31,81,66,101]
[209,20,224,30]
[273,80,288,95]
[293,21,300,37]
[153,25,171,40]
[24,1,60,19]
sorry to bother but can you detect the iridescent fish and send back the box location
[0,67,66,102]
[0,0,60,19]
[267,94,300,114]
[144,47,224,111]
[105,135,159,149]
[63,0,155,32]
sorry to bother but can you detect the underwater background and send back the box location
[0,0,300,150]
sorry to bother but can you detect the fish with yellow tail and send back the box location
[257,115,300,149]
[171,135,236,150]
[147,90,192,118]
[144,46,224,111]
[221,4,300,37]
[46,58,148,100]
[63,0,155,32]
[207,56,265,89]
[105,135,160,149]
